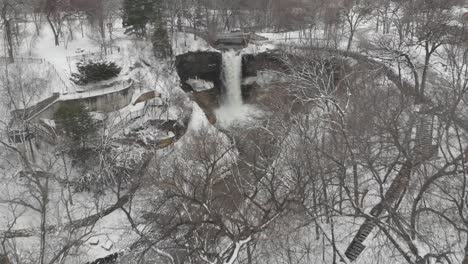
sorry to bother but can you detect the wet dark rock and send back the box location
[253,51,288,72]
[175,50,285,123]
[85,252,119,264]
[175,51,222,92]
[241,83,260,102]
[242,54,257,78]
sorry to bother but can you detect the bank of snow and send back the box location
[173,32,218,55]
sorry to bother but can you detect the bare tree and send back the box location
[42,0,74,46]
[339,0,374,51]
[0,0,25,62]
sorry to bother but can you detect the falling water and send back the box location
[222,50,243,107]
[215,50,263,127]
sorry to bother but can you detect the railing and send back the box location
[32,124,58,145]
[112,98,167,128]
[24,79,134,123]
[12,93,57,118]
[66,51,106,62]
[0,56,45,64]
[6,123,57,145]
[43,60,76,94]
[66,46,121,62]
[112,104,148,128]
[26,97,60,122]
[61,79,133,100]
[6,128,32,144]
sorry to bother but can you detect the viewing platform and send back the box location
[214,32,268,50]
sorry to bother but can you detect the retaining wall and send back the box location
[31,80,134,121]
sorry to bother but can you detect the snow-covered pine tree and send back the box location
[122,0,154,37]
[54,103,97,150]
[71,60,122,85]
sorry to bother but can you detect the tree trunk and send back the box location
[5,20,14,63]
[100,21,107,55]
[46,14,60,46]
[1,7,14,63]
[347,28,354,51]
[353,163,359,209]
[97,0,107,55]
[375,16,379,33]
[39,178,49,264]
[418,46,432,102]
[33,13,42,35]
[247,243,253,264]
[462,236,468,264]
[177,12,182,31]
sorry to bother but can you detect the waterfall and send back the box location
[216,49,262,127]
[222,50,243,108]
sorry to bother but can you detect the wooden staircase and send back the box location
[414,108,437,162]
[345,104,437,262]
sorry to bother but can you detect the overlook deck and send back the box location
[214,32,268,50]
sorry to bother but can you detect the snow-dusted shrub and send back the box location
[71,60,121,85]
[73,167,131,193]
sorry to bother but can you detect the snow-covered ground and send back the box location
[172,32,217,55]
[1,3,467,263]
[0,18,193,263]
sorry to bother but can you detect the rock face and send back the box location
[241,52,286,101]
[175,50,284,95]
[175,50,284,122]
[253,51,287,72]
[242,54,257,78]
[175,51,222,92]
[241,83,260,102]
[85,252,118,264]
[191,89,219,123]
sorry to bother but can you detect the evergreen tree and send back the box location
[150,0,172,58]
[54,103,97,148]
[122,0,154,37]
[71,60,122,85]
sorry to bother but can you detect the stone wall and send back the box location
[70,85,133,112]
[242,54,257,78]
[32,81,134,121]
[175,51,222,92]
